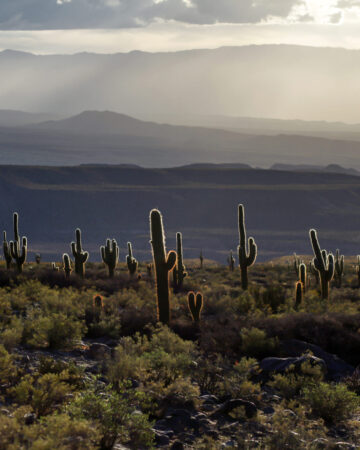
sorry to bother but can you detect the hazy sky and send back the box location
[1,0,360,53]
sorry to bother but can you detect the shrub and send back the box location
[303,382,360,423]
[240,327,278,359]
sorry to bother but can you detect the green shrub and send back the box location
[240,327,278,359]
[303,382,360,423]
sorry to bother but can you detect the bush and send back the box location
[240,327,278,359]
[303,382,360,423]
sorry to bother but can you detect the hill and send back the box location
[1,164,360,261]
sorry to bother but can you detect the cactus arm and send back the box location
[238,204,257,290]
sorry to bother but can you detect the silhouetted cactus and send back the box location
[126,242,138,277]
[147,263,153,277]
[52,262,59,271]
[199,250,204,269]
[356,256,360,288]
[71,228,89,278]
[228,250,235,272]
[150,209,177,325]
[101,238,119,278]
[299,263,307,292]
[334,249,344,288]
[9,212,27,274]
[309,229,334,300]
[173,232,187,293]
[309,260,320,285]
[237,204,257,290]
[188,291,203,322]
[63,253,72,279]
[35,254,41,265]
[2,231,12,270]
[295,281,302,310]
[93,295,103,308]
[293,253,303,277]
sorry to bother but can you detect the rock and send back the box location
[259,355,327,380]
[87,343,112,360]
[211,399,257,419]
[200,394,219,404]
[279,339,354,381]
[333,443,356,450]
[222,440,237,448]
[262,406,275,415]
[154,430,170,446]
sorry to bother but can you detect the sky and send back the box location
[1,0,360,54]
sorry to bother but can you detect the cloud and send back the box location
[0,0,305,30]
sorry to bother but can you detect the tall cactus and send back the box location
[228,250,235,272]
[71,228,89,278]
[295,281,303,310]
[63,253,72,279]
[101,238,119,278]
[150,209,177,325]
[9,212,27,273]
[237,204,257,290]
[199,250,204,269]
[173,232,187,293]
[356,255,360,288]
[188,291,203,322]
[3,231,12,270]
[309,229,334,300]
[334,249,344,288]
[299,263,307,292]
[309,260,320,285]
[126,242,138,277]
[293,253,303,277]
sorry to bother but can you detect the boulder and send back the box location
[279,339,354,380]
[259,354,326,380]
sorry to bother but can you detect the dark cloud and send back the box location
[0,0,304,30]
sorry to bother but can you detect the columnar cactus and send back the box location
[150,209,177,325]
[356,255,360,288]
[173,232,187,293]
[126,242,138,277]
[35,253,41,265]
[52,262,59,271]
[101,238,119,278]
[3,231,12,270]
[237,204,257,290]
[309,260,320,285]
[199,250,204,269]
[295,281,302,310]
[147,263,153,277]
[63,253,72,279]
[9,212,27,274]
[299,263,307,292]
[293,253,303,277]
[309,229,334,300]
[334,249,344,288]
[188,291,203,322]
[228,250,235,272]
[71,228,89,278]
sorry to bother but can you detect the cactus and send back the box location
[35,253,41,265]
[101,238,119,278]
[188,291,203,322]
[237,204,257,290]
[228,250,235,272]
[199,250,204,269]
[93,295,103,308]
[295,281,303,310]
[173,232,187,293]
[3,231,12,270]
[52,262,59,271]
[150,209,177,325]
[63,253,72,279]
[334,249,344,288]
[9,212,27,274]
[147,263,153,277]
[299,263,307,292]
[356,256,360,288]
[71,228,89,278]
[293,253,303,277]
[309,260,320,285]
[126,242,138,277]
[309,229,334,300]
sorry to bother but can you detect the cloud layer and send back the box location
[0,0,307,29]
